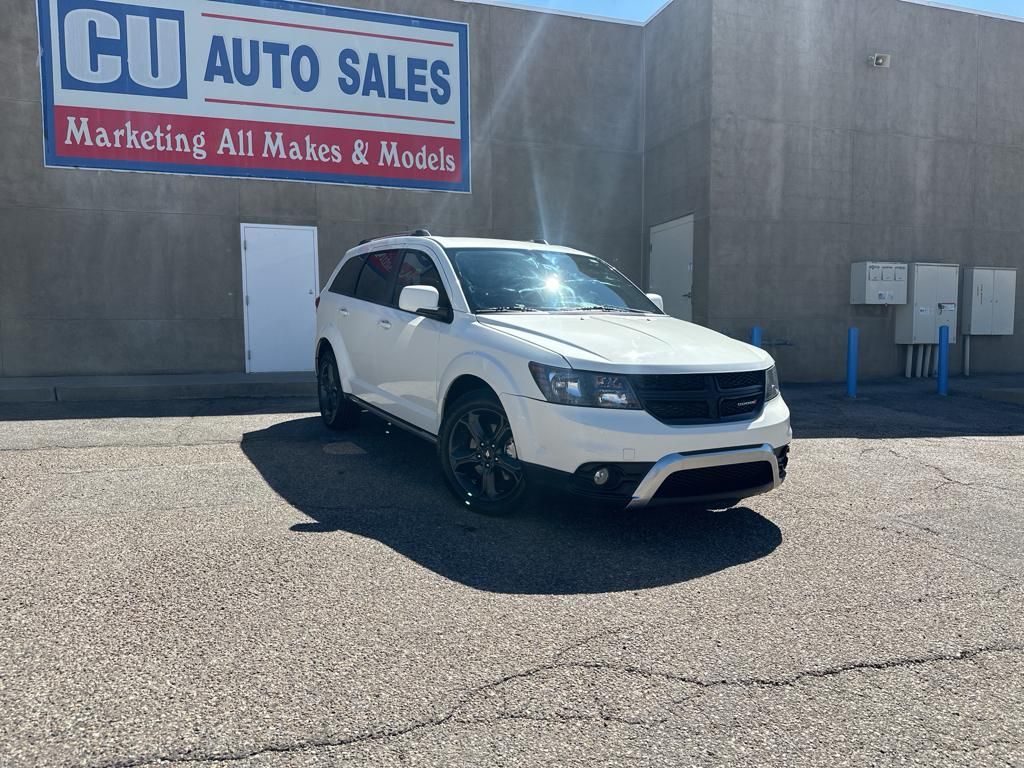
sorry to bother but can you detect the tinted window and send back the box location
[354,250,400,305]
[394,251,449,307]
[329,255,365,296]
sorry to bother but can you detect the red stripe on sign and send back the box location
[53,106,464,183]
[200,12,455,47]
[204,98,457,126]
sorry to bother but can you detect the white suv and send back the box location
[315,233,791,515]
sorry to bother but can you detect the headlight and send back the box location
[765,365,781,401]
[529,363,641,409]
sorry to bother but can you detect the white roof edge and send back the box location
[897,0,1024,24]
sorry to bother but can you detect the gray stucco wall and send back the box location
[3,0,1022,382]
[707,0,1024,382]
[643,0,713,325]
[0,0,643,376]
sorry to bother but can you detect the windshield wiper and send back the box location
[475,305,545,314]
[559,305,650,314]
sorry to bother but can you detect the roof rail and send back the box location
[358,229,432,246]
[530,238,549,245]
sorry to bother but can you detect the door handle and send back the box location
[338,307,349,317]
[378,320,392,330]
[682,292,693,299]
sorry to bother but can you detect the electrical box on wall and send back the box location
[850,261,908,305]
[895,263,960,345]
[962,268,1017,336]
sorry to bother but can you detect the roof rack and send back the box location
[358,229,432,246]
[530,238,549,245]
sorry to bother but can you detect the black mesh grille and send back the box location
[653,461,775,501]
[632,374,708,392]
[720,395,764,418]
[644,399,711,421]
[716,371,766,390]
[630,370,767,426]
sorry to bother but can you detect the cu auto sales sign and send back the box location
[37,0,471,191]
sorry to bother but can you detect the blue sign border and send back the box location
[37,0,472,193]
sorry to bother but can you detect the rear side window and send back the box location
[394,250,449,307]
[354,250,400,304]
[329,255,365,296]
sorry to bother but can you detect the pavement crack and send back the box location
[96,644,1023,767]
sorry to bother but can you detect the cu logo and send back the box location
[57,0,187,98]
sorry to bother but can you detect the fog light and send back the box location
[593,467,611,486]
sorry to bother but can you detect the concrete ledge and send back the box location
[0,373,315,403]
[978,388,1024,406]
[0,383,58,403]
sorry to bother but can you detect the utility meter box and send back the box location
[850,261,908,305]
[962,268,1017,336]
[894,263,959,345]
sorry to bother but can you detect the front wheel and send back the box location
[438,392,528,515]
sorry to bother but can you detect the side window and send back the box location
[328,255,366,296]
[354,250,400,305]
[393,250,450,308]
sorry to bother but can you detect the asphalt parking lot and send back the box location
[1,382,1022,767]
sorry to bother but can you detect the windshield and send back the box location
[448,249,662,314]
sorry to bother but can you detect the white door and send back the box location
[649,216,694,321]
[241,224,319,373]
[374,249,447,432]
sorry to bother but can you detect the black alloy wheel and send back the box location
[318,350,359,430]
[439,393,528,514]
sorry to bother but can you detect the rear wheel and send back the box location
[439,392,527,515]
[318,350,359,430]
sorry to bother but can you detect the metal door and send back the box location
[241,224,319,373]
[649,216,694,321]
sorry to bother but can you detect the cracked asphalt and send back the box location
[0,381,1022,767]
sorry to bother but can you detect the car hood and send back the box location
[477,313,773,372]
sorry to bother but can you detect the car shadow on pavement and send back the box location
[241,415,783,596]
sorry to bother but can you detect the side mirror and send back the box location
[400,285,451,321]
[646,293,665,312]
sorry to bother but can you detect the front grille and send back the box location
[717,371,764,390]
[653,461,775,501]
[630,371,767,426]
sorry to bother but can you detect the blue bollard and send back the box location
[846,327,859,399]
[937,325,949,396]
[751,326,763,348]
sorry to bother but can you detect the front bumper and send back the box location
[503,393,792,508]
[626,443,784,508]
[500,392,792,473]
[525,444,789,508]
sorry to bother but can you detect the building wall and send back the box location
[3,0,1022,382]
[642,0,713,325]
[0,0,644,376]
[707,0,1024,381]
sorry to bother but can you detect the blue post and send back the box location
[846,327,859,399]
[937,325,949,396]
[751,326,763,348]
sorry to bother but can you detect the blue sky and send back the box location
[503,0,1024,22]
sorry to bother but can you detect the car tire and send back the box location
[318,350,360,430]
[438,392,528,515]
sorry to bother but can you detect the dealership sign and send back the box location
[36,0,470,191]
